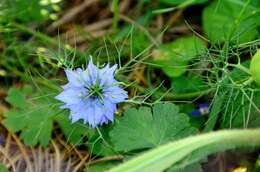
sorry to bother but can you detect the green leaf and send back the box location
[168,143,235,171]
[109,129,260,172]
[5,87,27,109]
[85,161,120,172]
[171,75,205,94]
[55,114,88,145]
[203,0,260,44]
[159,0,207,6]
[167,162,203,172]
[152,36,206,77]
[4,109,28,132]
[4,86,95,147]
[4,86,55,146]
[110,103,197,152]
[20,117,53,146]
[4,86,91,146]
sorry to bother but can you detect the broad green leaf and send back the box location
[4,86,91,146]
[152,36,206,77]
[168,143,235,171]
[167,162,203,172]
[171,75,205,94]
[5,87,27,109]
[178,104,195,114]
[20,117,53,146]
[109,129,260,172]
[110,103,197,152]
[4,86,55,146]
[203,0,260,44]
[4,109,28,132]
[84,161,120,172]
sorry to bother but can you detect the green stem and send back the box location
[241,77,254,86]
[228,63,251,75]
[166,89,213,99]
[109,129,260,172]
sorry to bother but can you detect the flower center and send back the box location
[87,83,103,99]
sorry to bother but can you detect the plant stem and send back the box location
[228,63,251,75]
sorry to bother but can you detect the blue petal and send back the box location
[84,104,102,128]
[103,100,116,120]
[103,86,128,103]
[94,104,105,125]
[70,112,83,123]
[190,110,201,117]
[87,57,99,85]
[65,99,87,112]
[61,83,71,89]
[84,106,95,127]
[80,70,92,88]
[99,64,117,87]
[65,69,84,87]
[99,116,109,125]
[55,88,84,104]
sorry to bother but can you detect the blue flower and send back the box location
[198,103,209,115]
[190,103,209,117]
[55,58,128,128]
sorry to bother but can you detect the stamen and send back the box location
[87,83,104,100]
